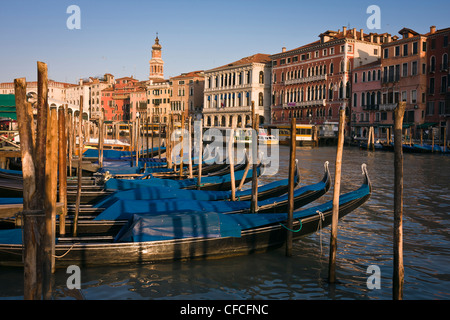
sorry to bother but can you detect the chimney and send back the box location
[353,28,357,39]
[282,47,286,53]
[430,25,436,34]
[360,29,364,40]
[370,33,374,42]
[343,26,347,35]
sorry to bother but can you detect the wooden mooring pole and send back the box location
[393,101,406,300]
[58,107,67,237]
[73,98,83,237]
[286,117,296,257]
[250,101,258,213]
[43,107,58,298]
[196,119,203,190]
[228,126,236,201]
[328,107,346,283]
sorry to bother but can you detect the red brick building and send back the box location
[270,27,387,136]
[425,26,450,140]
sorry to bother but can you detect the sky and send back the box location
[0,0,449,84]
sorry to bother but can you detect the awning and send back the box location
[417,122,438,128]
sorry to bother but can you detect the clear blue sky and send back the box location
[0,0,448,84]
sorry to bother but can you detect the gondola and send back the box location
[104,164,262,192]
[91,160,304,208]
[0,164,371,267]
[92,161,330,221]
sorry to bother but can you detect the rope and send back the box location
[280,219,303,233]
[53,243,79,259]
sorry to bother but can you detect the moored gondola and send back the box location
[0,164,371,267]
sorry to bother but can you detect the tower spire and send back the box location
[149,33,164,81]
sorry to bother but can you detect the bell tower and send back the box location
[149,34,164,81]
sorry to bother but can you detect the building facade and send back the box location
[65,73,115,119]
[380,28,428,140]
[425,26,450,140]
[203,53,271,128]
[169,71,205,122]
[270,27,387,136]
[351,60,387,139]
[100,76,146,121]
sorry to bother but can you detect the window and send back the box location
[330,48,335,55]
[330,63,334,74]
[441,76,447,93]
[402,91,407,102]
[429,78,435,94]
[442,54,448,70]
[412,61,418,75]
[422,41,427,52]
[439,101,446,114]
[280,59,286,65]
[384,48,389,58]
[395,46,400,57]
[259,71,264,84]
[431,39,436,50]
[259,92,263,106]
[362,72,366,82]
[444,36,448,47]
[353,93,357,107]
[354,73,358,83]
[323,49,327,56]
[403,44,408,56]
[430,56,436,72]
[368,71,371,81]
[411,90,417,103]
[413,42,418,54]
[426,102,434,115]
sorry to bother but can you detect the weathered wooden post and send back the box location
[228,126,236,201]
[73,98,83,237]
[179,114,185,177]
[286,117,296,257]
[328,107,346,284]
[98,113,104,168]
[43,107,58,298]
[15,78,41,300]
[196,119,203,190]
[393,101,406,300]
[237,149,250,191]
[250,101,258,213]
[58,107,67,237]
[68,111,73,176]
[188,117,193,179]
[158,122,162,160]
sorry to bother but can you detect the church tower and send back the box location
[149,34,164,81]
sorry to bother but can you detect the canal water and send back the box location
[0,145,449,300]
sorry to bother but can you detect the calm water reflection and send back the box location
[0,146,449,300]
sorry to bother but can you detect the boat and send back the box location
[104,165,262,192]
[0,164,371,267]
[92,162,330,220]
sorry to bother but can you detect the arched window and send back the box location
[259,71,264,84]
[328,84,333,100]
[353,93,357,107]
[339,81,343,99]
[362,92,365,106]
[430,56,436,72]
[330,63,334,74]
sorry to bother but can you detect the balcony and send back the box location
[382,74,400,84]
[282,99,326,108]
[362,104,379,111]
[285,74,327,85]
[379,103,397,111]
